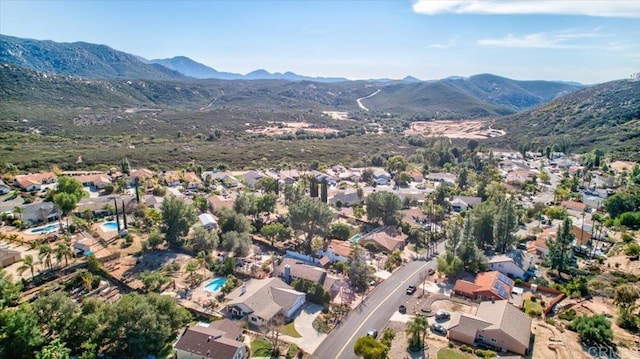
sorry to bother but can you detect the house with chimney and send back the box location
[274,257,327,285]
[225,278,306,328]
[174,319,246,359]
[448,300,532,356]
[316,239,353,263]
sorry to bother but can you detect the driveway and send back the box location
[279,303,327,354]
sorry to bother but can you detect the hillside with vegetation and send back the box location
[491,79,640,161]
[0,34,186,80]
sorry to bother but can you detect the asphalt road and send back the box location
[312,241,445,359]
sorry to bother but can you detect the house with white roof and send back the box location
[488,250,535,280]
[198,213,218,231]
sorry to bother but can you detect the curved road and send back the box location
[356,89,381,111]
[312,241,445,359]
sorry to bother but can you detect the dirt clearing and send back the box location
[404,120,505,139]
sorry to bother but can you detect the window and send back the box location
[490,338,497,343]
[478,334,484,340]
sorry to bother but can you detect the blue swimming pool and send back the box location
[101,221,118,231]
[350,233,363,243]
[205,277,228,293]
[27,222,60,235]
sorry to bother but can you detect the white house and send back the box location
[198,213,218,231]
[373,169,391,185]
[488,250,535,280]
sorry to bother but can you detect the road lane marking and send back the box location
[334,262,428,358]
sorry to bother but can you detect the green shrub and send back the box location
[475,348,497,358]
[558,308,577,321]
[460,345,474,353]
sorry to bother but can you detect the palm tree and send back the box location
[17,254,36,280]
[55,240,73,267]
[196,251,207,275]
[405,314,429,351]
[38,244,53,271]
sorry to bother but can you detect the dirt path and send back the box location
[356,89,381,111]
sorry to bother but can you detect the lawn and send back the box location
[524,298,544,317]
[250,338,273,357]
[280,322,301,338]
[437,348,472,359]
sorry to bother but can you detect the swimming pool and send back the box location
[101,221,119,232]
[26,222,60,235]
[350,233,363,243]
[205,277,228,293]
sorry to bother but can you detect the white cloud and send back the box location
[478,29,603,48]
[428,38,457,48]
[413,0,640,18]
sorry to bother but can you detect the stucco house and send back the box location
[273,257,327,285]
[450,196,482,212]
[488,250,535,280]
[0,248,21,268]
[75,174,112,190]
[14,172,57,192]
[448,300,532,356]
[225,278,306,328]
[316,239,353,263]
[359,226,406,253]
[174,320,246,359]
[22,202,58,224]
[329,191,362,207]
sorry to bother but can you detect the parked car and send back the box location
[435,310,450,321]
[367,329,378,338]
[406,285,417,295]
[427,268,435,275]
[431,323,447,335]
[399,305,407,314]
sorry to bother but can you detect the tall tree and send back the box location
[365,191,402,225]
[283,183,305,206]
[472,202,496,249]
[405,314,429,351]
[188,226,219,254]
[548,217,575,275]
[55,240,73,267]
[36,339,71,359]
[51,177,85,216]
[288,199,334,254]
[38,244,53,271]
[17,254,37,280]
[161,196,196,244]
[493,199,518,253]
[0,270,22,310]
[260,222,289,246]
[347,245,370,292]
[0,304,45,359]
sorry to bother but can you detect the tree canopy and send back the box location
[288,199,334,254]
[161,196,196,244]
[365,192,402,225]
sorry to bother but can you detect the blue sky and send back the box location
[1,0,639,83]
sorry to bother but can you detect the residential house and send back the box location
[14,172,57,192]
[183,172,202,190]
[561,200,590,215]
[488,250,535,280]
[242,170,265,189]
[505,170,534,186]
[198,213,219,231]
[143,195,164,209]
[73,237,100,256]
[75,174,112,190]
[74,201,112,219]
[372,169,391,185]
[529,227,557,256]
[273,257,327,285]
[225,278,306,327]
[163,171,183,187]
[0,180,10,195]
[448,300,532,356]
[22,202,57,224]
[0,248,21,268]
[453,271,515,301]
[174,320,246,359]
[450,196,482,212]
[128,168,155,187]
[410,171,424,183]
[310,170,337,186]
[316,240,353,263]
[359,226,406,253]
[329,191,362,207]
[426,172,456,185]
[279,169,301,181]
[208,194,235,213]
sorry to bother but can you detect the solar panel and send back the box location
[498,273,514,287]
[493,282,509,298]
